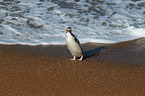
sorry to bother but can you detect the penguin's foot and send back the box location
[70,56,76,61]
[79,56,83,61]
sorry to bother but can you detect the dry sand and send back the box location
[0,38,145,95]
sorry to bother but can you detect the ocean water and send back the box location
[0,0,145,45]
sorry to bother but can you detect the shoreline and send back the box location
[0,37,145,46]
[1,37,144,65]
[0,38,145,95]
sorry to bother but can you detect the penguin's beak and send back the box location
[67,28,72,32]
[68,29,72,31]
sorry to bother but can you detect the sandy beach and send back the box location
[0,38,145,96]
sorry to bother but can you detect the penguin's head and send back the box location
[66,27,72,33]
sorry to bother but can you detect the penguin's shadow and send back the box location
[83,46,106,59]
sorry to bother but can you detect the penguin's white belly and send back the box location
[66,33,82,56]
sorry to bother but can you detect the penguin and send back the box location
[66,27,83,61]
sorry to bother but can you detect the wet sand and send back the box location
[0,38,145,95]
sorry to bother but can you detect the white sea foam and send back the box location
[131,28,145,38]
[0,0,145,46]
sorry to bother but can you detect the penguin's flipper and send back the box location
[71,33,81,44]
